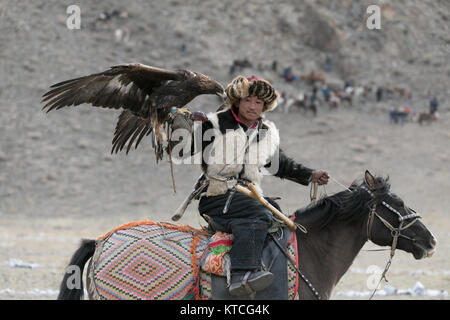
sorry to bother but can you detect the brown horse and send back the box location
[57,171,436,300]
[300,71,326,85]
[393,87,412,99]
[336,92,353,106]
[229,59,253,74]
[417,112,437,125]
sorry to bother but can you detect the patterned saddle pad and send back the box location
[88,220,298,300]
[200,232,233,277]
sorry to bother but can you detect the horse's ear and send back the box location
[364,170,376,190]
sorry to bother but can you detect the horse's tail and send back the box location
[57,239,96,300]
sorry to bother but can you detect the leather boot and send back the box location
[228,270,273,296]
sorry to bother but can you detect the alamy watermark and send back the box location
[66,5,81,30]
[65,265,82,290]
[168,124,280,175]
[366,5,381,30]
[366,265,383,290]
[65,4,381,31]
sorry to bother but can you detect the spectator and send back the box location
[329,91,340,109]
[376,86,383,102]
[344,81,351,91]
[430,97,438,115]
[283,67,293,82]
[325,55,332,72]
[400,105,410,125]
[272,60,278,72]
[181,44,187,56]
[311,85,318,103]
[390,106,409,125]
[322,84,329,102]
[389,107,397,124]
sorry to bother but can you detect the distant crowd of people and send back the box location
[389,96,439,125]
[275,79,439,126]
[226,55,440,125]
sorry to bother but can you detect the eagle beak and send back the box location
[216,90,226,100]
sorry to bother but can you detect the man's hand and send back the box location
[311,170,330,185]
[168,113,194,154]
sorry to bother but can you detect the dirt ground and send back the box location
[1,106,449,300]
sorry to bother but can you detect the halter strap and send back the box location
[360,185,421,242]
[359,184,421,299]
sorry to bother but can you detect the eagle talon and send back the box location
[169,107,192,120]
[175,107,192,115]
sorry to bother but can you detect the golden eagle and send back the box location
[42,63,224,160]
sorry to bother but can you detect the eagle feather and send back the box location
[42,63,224,160]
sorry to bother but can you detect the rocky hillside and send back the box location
[0,0,449,219]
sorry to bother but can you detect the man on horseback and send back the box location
[178,75,329,296]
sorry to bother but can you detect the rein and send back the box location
[264,176,421,300]
[269,233,322,300]
[360,185,421,299]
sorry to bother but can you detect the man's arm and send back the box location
[265,149,329,185]
[266,149,313,185]
[169,114,214,159]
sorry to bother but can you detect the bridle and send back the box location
[284,183,421,300]
[362,185,421,249]
[360,185,421,299]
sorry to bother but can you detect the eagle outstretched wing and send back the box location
[111,110,153,155]
[42,63,224,159]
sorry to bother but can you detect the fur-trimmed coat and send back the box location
[195,108,314,196]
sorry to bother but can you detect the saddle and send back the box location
[202,223,299,300]
[89,220,298,300]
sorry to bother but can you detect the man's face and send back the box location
[237,96,264,124]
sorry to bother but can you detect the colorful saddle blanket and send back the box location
[88,220,298,300]
[200,232,233,277]
[206,225,299,300]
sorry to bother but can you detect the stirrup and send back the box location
[228,271,273,296]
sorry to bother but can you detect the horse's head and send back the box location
[361,171,437,259]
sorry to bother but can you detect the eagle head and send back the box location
[184,70,225,97]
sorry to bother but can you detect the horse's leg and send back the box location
[312,105,317,117]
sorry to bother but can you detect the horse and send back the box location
[393,87,412,99]
[291,98,317,117]
[300,71,326,85]
[229,59,253,75]
[328,92,340,109]
[57,171,436,300]
[278,93,316,116]
[417,112,437,125]
[336,92,353,106]
[301,71,325,84]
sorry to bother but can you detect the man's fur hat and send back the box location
[225,75,279,111]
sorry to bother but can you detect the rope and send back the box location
[269,233,322,300]
[97,220,207,241]
[190,234,201,300]
[328,175,352,192]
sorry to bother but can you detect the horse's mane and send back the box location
[294,175,391,231]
